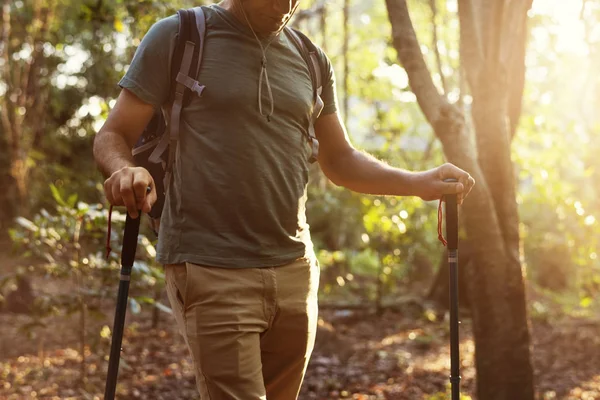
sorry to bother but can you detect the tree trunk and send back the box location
[384,1,535,398]
[0,171,18,233]
[0,1,53,221]
[0,126,18,232]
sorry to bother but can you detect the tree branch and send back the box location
[25,5,51,107]
[505,1,532,140]
[501,0,533,66]
[0,0,15,153]
[429,0,448,95]
[384,0,443,125]
[487,0,505,74]
[457,0,483,88]
[0,0,9,77]
[18,1,43,111]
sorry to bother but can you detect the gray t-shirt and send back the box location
[119,4,338,268]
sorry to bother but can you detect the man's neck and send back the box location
[217,0,283,39]
[218,0,246,28]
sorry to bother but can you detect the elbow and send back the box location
[324,167,348,188]
[324,172,346,188]
[319,149,355,189]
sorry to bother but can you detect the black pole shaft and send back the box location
[104,214,141,400]
[444,180,460,400]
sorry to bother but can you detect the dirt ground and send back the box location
[1,302,600,399]
[1,247,600,400]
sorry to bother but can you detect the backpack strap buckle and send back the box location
[176,72,205,97]
[308,125,319,164]
[308,136,319,164]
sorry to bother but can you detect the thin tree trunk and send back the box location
[0,1,53,218]
[0,1,19,227]
[0,128,18,232]
[429,0,448,95]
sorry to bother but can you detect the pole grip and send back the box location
[121,213,141,268]
[443,178,459,251]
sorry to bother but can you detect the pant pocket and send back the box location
[166,264,188,313]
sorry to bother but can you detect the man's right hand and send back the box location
[103,166,157,219]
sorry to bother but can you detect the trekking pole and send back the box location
[444,178,461,400]
[104,212,141,400]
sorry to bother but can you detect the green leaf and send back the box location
[67,193,78,208]
[134,296,155,304]
[49,184,67,207]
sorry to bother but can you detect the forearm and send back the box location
[325,149,423,197]
[93,130,136,179]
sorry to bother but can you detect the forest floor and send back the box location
[1,249,600,399]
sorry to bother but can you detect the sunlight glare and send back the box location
[530,0,587,56]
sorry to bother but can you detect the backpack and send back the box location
[131,6,325,234]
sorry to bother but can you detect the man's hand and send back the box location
[103,166,157,218]
[415,163,475,205]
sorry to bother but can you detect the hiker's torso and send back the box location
[120,5,331,268]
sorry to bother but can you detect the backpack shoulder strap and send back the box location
[171,8,207,104]
[154,8,208,187]
[286,28,323,100]
[285,27,325,164]
[192,6,207,79]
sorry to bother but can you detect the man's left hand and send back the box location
[414,163,475,205]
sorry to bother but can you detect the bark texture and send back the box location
[0,0,53,224]
[385,0,535,398]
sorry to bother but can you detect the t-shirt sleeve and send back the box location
[118,15,179,108]
[315,46,338,116]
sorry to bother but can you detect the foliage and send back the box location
[5,185,168,338]
[0,0,205,220]
[514,4,600,304]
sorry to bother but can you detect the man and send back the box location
[93,0,475,398]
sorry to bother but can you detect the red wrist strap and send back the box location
[437,198,447,246]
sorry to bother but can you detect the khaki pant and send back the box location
[164,257,320,400]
